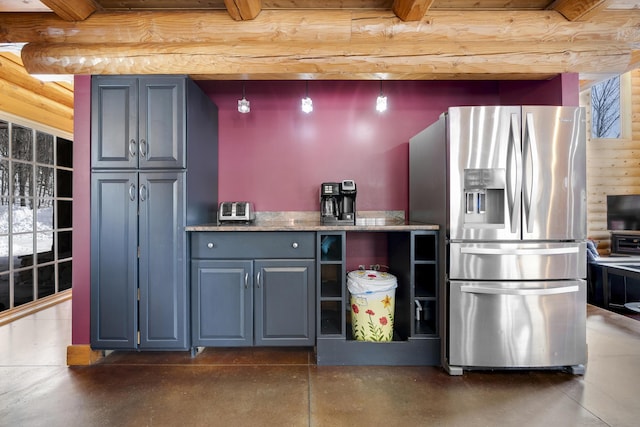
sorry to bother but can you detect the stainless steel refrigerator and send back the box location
[409,106,587,375]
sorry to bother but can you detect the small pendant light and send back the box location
[301,81,313,114]
[238,82,250,113]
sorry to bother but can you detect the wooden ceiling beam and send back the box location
[0,11,353,44]
[549,0,610,22]
[19,40,631,79]
[224,0,262,21]
[2,10,639,45]
[40,0,98,21]
[392,0,434,21]
[2,8,639,80]
[0,53,74,108]
[0,74,74,133]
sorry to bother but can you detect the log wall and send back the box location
[585,69,640,254]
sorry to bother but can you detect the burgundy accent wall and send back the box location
[71,76,580,345]
[197,80,501,213]
[498,73,580,106]
[72,75,91,345]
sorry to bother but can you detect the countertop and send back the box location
[186,211,439,232]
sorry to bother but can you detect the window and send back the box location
[0,118,72,312]
[591,74,631,140]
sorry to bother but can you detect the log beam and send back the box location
[2,9,639,80]
[0,52,73,133]
[393,0,434,22]
[550,0,610,22]
[224,0,262,21]
[0,76,74,133]
[0,11,352,44]
[2,10,639,45]
[40,0,98,21]
[19,40,631,80]
[0,53,74,108]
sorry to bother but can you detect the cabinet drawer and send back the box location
[191,232,315,259]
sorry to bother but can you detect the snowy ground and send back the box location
[0,205,53,256]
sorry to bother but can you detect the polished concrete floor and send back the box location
[1,301,640,427]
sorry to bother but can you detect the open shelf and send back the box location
[320,264,342,298]
[413,298,437,336]
[318,232,346,338]
[414,263,437,298]
[320,301,343,335]
[316,229,441,365]
[415,233,437,261]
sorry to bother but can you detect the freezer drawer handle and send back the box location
[460,247,579,256]
[460,284,579,296]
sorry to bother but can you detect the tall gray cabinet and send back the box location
[90,76,218,350]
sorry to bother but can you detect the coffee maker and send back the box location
[320,180,357,225]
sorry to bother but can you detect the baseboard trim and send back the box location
[67,345,104,366]
[0,290,72,327]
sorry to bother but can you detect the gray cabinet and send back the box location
[91,171,187,349]
[254,259,315,346]
[91,76,185,170]
[90,75,218,351]
[191,232,315,347]
[90,172,138,349]
[191,260,253,346]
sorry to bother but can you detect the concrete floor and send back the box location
[1,301,639,426]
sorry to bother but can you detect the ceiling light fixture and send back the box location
[237,82,250,113]
[376,80,387,113]
[301,81,313,114]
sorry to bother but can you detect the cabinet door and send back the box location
[138,77,186,169]
[90,172,138,349]
[254,259,315,346]
[91,76,138,169]
[138,171,188,349]
[192,260,253,347]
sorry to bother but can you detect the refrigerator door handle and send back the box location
[508,113,523,234]
[524,112,538,233]
[460,284,579,296]
[460,246,580,255]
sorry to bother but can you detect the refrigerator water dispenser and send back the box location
[463,168,505,226]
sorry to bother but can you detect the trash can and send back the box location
[347,270,397,342]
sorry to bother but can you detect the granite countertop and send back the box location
[186,211,439,232]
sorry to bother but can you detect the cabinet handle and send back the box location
[256,272,261,288]
[129,139,137,157]
[207,242,214,249]
[128,183,136,201]
[245,273,248,289]
[139,139,147,159]
[139,184,147,202]
[292,242,299,249]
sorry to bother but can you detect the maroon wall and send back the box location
[71,76,579,344]
[72,75,91,345]
[498,73,580,106]
[197,80,501,213]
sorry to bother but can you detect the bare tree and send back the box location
[592,76,621,138]
[0,121,8,206]
[12,126,33,208]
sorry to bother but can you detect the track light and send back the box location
[237,82,250,113]
[301,81,313,114]
[376,80,387,113]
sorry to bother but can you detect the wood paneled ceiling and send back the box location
[1,1,640,84]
